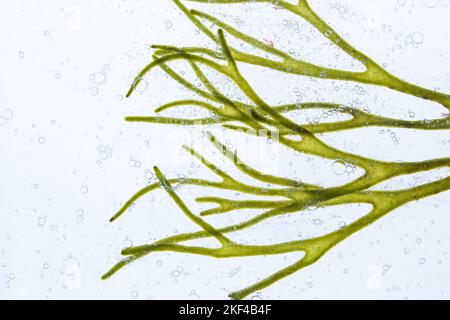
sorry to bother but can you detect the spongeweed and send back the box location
[103,0,450,300]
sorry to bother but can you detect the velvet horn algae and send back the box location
[103,0,450,299]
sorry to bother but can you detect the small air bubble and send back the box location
[332,160,347,175]
[89,87,99,96]
[3,109,14,120]
[94,72,106,85]
[80,186,89,195]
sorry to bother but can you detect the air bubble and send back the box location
[76,209,84,223]
[129,158,142,168]
[80,186,89,194]
[37,216,46,226]
[132,78,148,94]
[94,72,106,85]
[332,160,347,175]
[423,0,440,8]
[89,87,99,96]
[165,21,173,29]
[2,109,13,120]
[62,257,80,275]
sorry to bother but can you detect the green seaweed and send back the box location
[104,0,450,299]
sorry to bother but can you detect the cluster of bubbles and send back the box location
[88,64,109,96]
[76,209,84,224]
[0,109,14,127]
[3,273,15,289]
[293,87,303,102]
[282,19,303,36]
[97,145,113,165]
[353,85,366,96]
[379,128,400,145]
[404,31,424,49]
[171,266,187,282]
[332,160,357,175]
[129,157,142,168]
[227,267,242,278]
[330,1,352,20]
[306,105,348,125]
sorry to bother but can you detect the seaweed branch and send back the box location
[177,0,450,110]
[104,0,450,300]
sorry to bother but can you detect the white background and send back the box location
[1,0,450,299]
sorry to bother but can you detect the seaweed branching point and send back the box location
[104,0,450,299]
